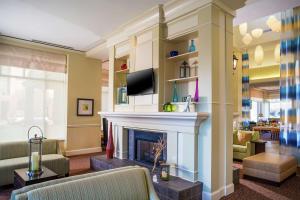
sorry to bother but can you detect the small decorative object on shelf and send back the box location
[27,126,44,177]
[163,102,176,112]
[121,63,127,70]
[183,95,192,112]
[188,39,196,52]
[180,61,190,78]
[180,61,185,78]
[185,62,190,77]
[172,81,179,102]
[117,86,128,104]
[194,78,199,102]
[106,122,114,159]
[160,163,170,181]
[191,60,198,76]
[170,50,179,57]
[152,138,167,173]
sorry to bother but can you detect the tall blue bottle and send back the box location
[172,81,178,102]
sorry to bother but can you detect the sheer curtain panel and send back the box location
[0,44,67,142]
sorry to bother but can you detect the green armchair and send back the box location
[233,130,259,160]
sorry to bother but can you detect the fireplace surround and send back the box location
[99,112,208,182]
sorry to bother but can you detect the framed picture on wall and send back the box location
[77,98,94,116]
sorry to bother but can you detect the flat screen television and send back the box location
[126,68,155,96]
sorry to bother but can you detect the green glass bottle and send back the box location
[172,81,178,102]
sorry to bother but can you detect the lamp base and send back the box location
[26,169,44,177]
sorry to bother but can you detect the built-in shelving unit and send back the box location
[164,31,200,111]
[114,54,130,108]
[167,51,198,62]
[167,76,198,82]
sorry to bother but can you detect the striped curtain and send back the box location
[242,52,250,128]
[280,8,300,164]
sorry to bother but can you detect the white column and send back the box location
[197,4,234,200]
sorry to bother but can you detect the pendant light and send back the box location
[251,28,263,38]
[254,45,264,65]
[242,33,252,45]
[274,43,280,63]
[239,22,247,36]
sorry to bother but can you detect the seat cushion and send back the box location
[27,168,150,200]
[233,144,247,153]
[243,153,297,173]
[0,154,69,186]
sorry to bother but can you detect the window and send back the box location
[0,44,67,142]
[269,99,280,118]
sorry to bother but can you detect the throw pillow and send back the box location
[237,131,252,145]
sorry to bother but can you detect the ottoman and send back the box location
[243,153,297,184]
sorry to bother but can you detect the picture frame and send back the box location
[77,98,94,116]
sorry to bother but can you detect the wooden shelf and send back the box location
[115,68,129,73]
[167,76,198,83]
[167,51,198,62]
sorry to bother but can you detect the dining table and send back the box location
[252,126,280,140]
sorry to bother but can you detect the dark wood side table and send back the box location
[251,140,267,155]
[14,166,58,189]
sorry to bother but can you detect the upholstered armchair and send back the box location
[233,130,259,160]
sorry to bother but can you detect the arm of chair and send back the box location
[142,168,160,200]
[246,141,252,157]
[56,140,66,155]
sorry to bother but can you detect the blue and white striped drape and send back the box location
[280,8,300,164]
[242,52,250,128]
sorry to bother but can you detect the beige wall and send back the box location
[0,36,102,153]
[67,54,102,152]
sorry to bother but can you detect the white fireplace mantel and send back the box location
[98,111,209,182]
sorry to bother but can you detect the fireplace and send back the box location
[128,129,167,165]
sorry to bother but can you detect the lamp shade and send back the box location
[274,43,280,63]
[254,45,264,65]
[251,28,263,38]
[239,22,247,36]
[242,33,252,45]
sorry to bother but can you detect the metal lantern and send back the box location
[27,126,44,177]
[160,163,170,181]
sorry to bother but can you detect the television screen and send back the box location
[126,68,155,96]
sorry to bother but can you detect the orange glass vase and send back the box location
[106,122,114,159]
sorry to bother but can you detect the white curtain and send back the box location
[0,44,67,142]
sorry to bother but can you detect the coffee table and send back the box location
[14,166,58,189]
[251,140,267,154]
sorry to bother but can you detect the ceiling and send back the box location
[0,0,168,51]
[1,0,299,54]
[233,12,281,49]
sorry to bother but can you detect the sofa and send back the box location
[0,139,69,187]
[233,130,260,160]
[11,166,159,200]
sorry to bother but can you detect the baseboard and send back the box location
[202,183,234,200]
[65,147,102,156]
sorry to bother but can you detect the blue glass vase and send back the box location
[188,40,196,52]
[172,81,178,102]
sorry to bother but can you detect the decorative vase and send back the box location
[194,78,199,102]
[172,81,178,102]
[188,40,196,52]
[106,122,114,159]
